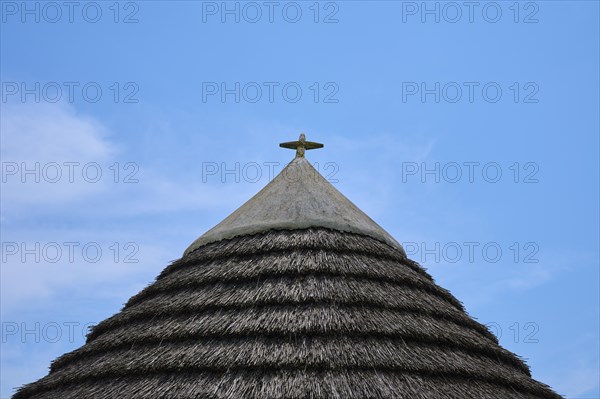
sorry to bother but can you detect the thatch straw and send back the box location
[13,228,563,399]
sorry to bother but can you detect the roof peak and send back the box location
[184,136,404,256]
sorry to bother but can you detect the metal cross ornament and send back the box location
[279,133,324,158]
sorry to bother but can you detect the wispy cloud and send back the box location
[0,102,256,219]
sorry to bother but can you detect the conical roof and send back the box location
[185,155,404,256]
[13,136,563,399]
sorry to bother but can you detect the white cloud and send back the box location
[1,102,115,208]
[1,102,114,162]
[0,102,256,218]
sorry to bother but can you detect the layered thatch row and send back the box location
[15,370,555,399]
[14,228,562,398]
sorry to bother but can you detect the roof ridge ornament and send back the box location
[279,133,324,158]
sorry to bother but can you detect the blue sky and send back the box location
[1,1,599,397]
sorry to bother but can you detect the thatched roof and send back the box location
[13,144,563,398]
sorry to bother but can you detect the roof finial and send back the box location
[279,133,324,158]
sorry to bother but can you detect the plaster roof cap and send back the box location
[184,155,404,256]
